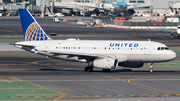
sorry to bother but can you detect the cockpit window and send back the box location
[178,27,180,29]
[164,47,169,50]
[157,47,169,50]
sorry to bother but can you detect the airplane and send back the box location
[102,0,127,14]
[147,25,180,39]
[14,9,176,73]
[55,0,128,16]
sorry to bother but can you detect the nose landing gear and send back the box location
[148,63,154,73]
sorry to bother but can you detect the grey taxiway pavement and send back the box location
[0,17,180,101]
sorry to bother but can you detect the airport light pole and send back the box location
[83,0,85,16]
[75,1,77,19]
[150,6,153,15]
[29,0,33,13]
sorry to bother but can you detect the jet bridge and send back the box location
[169,2,180,15]
[54,2,97,9]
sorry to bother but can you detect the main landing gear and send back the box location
[148,63,154,73]
[85,66,93,72]
[84,66,111,72]
[103,69,111,72]
[170,32,178,39]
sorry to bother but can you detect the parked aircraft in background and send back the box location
[46,13,65,17]
[147,25,180,39]
[14,9,176,73]
[98,0,127,15]
[55,0,131,16]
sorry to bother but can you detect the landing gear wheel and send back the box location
[170,33,177,39]
[103,69,111,72]
[149,68,154,73]
[148,63,154,73]
[85,66,93,72]
[170,33,175,38]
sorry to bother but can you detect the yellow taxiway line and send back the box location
[95,73,179,95]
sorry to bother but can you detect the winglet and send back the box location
[18,9,51,41]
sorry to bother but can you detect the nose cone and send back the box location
[168,50,177,61]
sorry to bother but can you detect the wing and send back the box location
[45,50,106,62]
[49,50,102,58]
[45,50,128,62]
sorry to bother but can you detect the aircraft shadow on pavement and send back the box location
[36,69,84,72]
[29,68,180,73]
[94,69,180,73]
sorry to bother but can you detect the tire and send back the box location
[85,66,93,72]
[103,69,111,72]
[149,68,154,73]
[170,33,175,38]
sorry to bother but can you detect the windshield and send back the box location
[157,47,169,50]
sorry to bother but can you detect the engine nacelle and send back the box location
[119,62,144,68]
[91,57,118,69]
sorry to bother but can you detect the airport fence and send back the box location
[108,20,180,27]
[78,17,180,27]
[120,21,180,27]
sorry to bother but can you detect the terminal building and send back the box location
[125,0,180,14]
[57,0,180,14]
[36,0,180,14]
[0,0,180,15]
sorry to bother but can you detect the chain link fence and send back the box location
[79,17,179,27]
[118,21,180,27]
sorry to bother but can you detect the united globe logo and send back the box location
[25,22,49,41]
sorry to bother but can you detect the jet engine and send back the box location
[119,62,144,68]
[91,57,118,69]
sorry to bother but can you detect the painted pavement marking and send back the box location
[95,73,180,95]
[0,72,66,101]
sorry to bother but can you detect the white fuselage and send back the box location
[15,40,176,63]
[177,25,180,34]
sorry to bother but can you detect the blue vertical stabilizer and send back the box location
[18,9,51,41]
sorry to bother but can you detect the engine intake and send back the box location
[91,57,118,69]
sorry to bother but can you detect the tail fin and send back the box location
[18,9,51,41]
